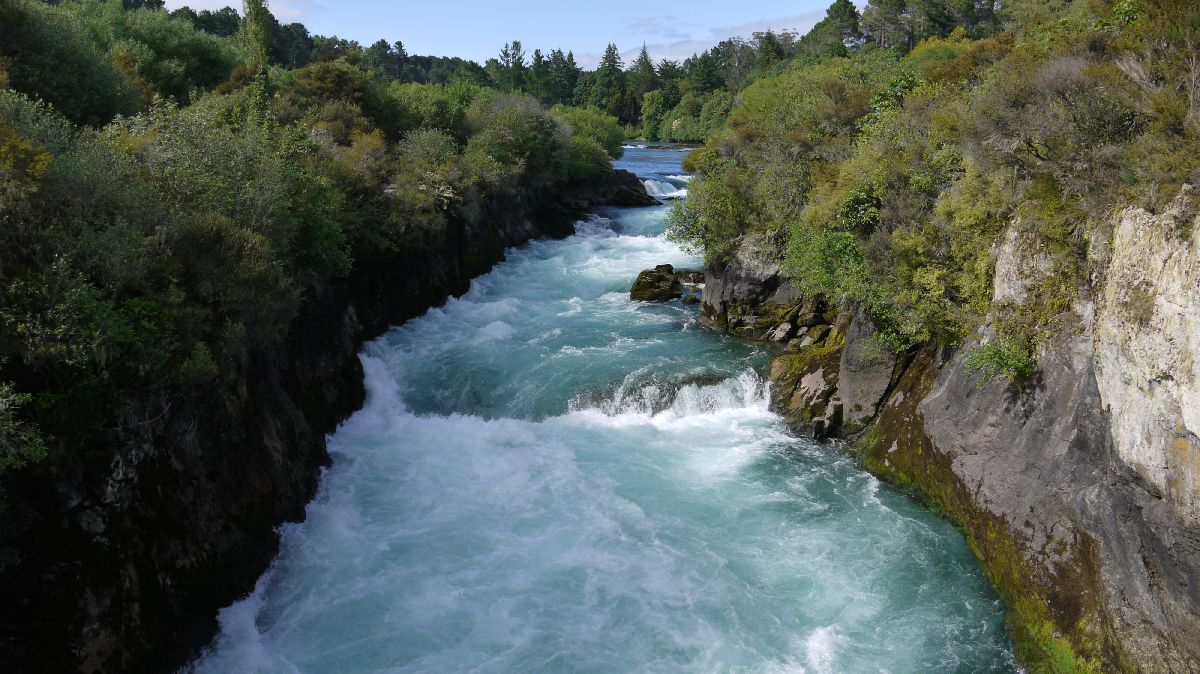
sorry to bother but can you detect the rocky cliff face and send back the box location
[706,191,1200,672]
[1093,188,1200,523]
[0,169,651,674]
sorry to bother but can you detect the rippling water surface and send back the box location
[191,146,1015,673]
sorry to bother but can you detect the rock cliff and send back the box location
[707,190,1200,672]
[0,169,651,674]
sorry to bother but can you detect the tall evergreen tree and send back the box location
[690,51,721,93]
[497,41,527,91]
[529,48,549,101]
[755,30,785,70]
[590,43,627,119]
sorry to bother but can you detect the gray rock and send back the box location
[767,322,795,343]
[1094,190,1200,522]
[919,318,1200,671]
[836,310,898,433]
[701,232,805,336]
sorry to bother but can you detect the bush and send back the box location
[551,104,624,159]
[0,1,141,126]
[0,371,47,487]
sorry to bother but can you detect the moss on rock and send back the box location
[857,348,1112,674]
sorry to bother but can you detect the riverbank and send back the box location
[0,168,653,674]
[188,145,1014,673]
[703,217,1200,672]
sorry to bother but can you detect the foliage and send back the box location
[0,370,46,489]
[0,0,141,126]
[0,0,615,485]
[674,0,1200,391]
[551,105,624,159]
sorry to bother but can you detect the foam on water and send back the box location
[187,146,1016,674]
[643,178,688,200]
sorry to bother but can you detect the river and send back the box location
[190,146,1016,673]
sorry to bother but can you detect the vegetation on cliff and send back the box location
[670,0,1200,381]
[0,0,625,489]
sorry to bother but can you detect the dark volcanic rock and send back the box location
[630,264,683,301]
[573,168,658,208]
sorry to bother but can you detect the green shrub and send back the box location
[966,335,1038,384]
[0,0,141,126]
[0,370,47,486]
[551,104,624,160]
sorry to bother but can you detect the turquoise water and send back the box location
[190,147,1015,673]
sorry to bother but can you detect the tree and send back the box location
[241,0,271,68]
[628,45,658,99]
[657,59,683,82]
[365,39,397,79]
[529,48,549,101]
[799,0,864,56]
[122,0,165,9]
[641,89,668,140]
[184,7,240,38]
[755,30,785,70]
[690,51,721,93]
[589,43,627,120]
[496,40,527,91]
[862,0,909,48]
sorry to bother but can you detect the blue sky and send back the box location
[163,1,836,68]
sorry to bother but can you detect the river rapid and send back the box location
[190,146,1016,673]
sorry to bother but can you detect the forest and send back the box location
[0,0,625,488]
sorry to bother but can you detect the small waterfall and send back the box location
[643,179,688,200]
[569,369,769,418]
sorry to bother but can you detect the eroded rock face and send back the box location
[702,194,1200,672]
[769,345,843,439]
[837,311,900,434]
[915,314,1200,672]
[701,232,808,339]
[1094,189,1200,522]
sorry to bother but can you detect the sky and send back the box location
[162,1,836,68]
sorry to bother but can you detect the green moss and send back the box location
[856,349,1112,673]
[769,341,843,426]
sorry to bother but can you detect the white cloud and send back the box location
[576,10,825,69]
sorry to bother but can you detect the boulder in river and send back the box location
[630,264,682,301]
[630,264,705,302]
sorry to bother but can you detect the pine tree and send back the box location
[755,31,785,71]
[497,41,527,91]
[530,49,549,102]
[590,43,626,119]
[394,40,410,82]
[690,51,720,93]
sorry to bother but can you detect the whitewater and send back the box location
[189,146,1016,673]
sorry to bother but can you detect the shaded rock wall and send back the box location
[0,168,650,674]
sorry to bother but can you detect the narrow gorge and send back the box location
[189,145,1018,673]
[2,1,1199,672]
